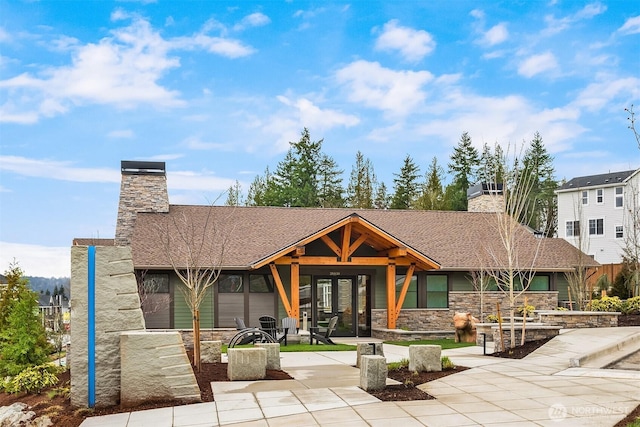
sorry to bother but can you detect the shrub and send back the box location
[387,358,409,371]
[4,364,62,394]
[554,306,568,311]
[486,314,499,323]
[441,356,455,370]
[589,296,623,312]
[517,304,535,316]
[610,264,633,299]
[622,296,640,315]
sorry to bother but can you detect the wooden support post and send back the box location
[395,264,415,319]
[341,223,352,262]
[269,263,292,316]
[291,261,300,323]
[386,261,396,329]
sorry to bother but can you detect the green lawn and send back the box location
[222,343,357,353]
[384,338,475,350]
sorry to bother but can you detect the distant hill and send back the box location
[27,276,71,297]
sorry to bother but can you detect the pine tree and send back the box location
[317,155,344,208]
[390,155,421,209]
[346,151,375,208]
[246,167,270,206]
[522,132,557,236]
[416,157,446,210]
[447,132,480,211]
[374,182,390,209]
[478,142,505,185]
[225,180,243,206]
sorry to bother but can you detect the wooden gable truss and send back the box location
[251,214,440,329]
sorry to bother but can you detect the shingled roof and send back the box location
[130,206,597,272]
[557,169,636,191]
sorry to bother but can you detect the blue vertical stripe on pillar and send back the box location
[88,246,96,407]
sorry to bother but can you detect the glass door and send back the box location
[314,277,356,336]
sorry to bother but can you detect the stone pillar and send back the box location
[255,343,281,370]
[227,348,266,380]
[360,355,387,391]
[409,345,442,372]
[356,342,385,368]
[70,245,145,408]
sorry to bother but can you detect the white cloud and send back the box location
[0,156,119,182]
[518,52,558,77]
[0,27,11,43]
[573,76,640,112]
[618,15,640,35]
[0,242,70,278]
[107,129,134,138]
[543,2,607,36]
[182,135,232,151]
[335,60,433,116]
[374,20,436,62]
[276,96,360,131]
[233,12,271,31]
[482,23,508,46]
[469,9,485,20]
[179,34,255,57]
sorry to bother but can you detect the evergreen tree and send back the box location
[522,132,557,236]
[346,151,375,209]
[246,167,270,206]
[478,142,505,185]
[416,157,446,210]
[447,132,480,211]
[374,182,390,209]
[225,180,243,206]
[0,261,30,330]
[317,154,345,208]
[390,155,421,209]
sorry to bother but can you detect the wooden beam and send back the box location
[320,235,341,257]
[386,261,396,329]
[273,256,422,267]
[290,261,300,322]
[269,263,292,317]
[348,233,368,257]
[294,246,305,256]
[394,264,415,319]
[384,247,407,258]
[341,223,352,262]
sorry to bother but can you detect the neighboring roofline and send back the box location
[623,168,640,183]
[556,169,637,192]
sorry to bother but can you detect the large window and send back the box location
[426,275,448,308]
[218,274,243,293]
[249,274,274,293]
[528,276,550,291]
[615,187,624,208]
[589,218,604,236]
[142,273,169,293]
[395,274,417,308]
[565,220,580,237]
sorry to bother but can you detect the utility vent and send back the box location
[121,161,166,176]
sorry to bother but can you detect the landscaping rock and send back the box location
[227,347,266,380]
[0,402,52,427]
[255,342,281,370]
[360,355,387,391]
[201,340,222,363]
[356,342,385,368]
[409,345,441,372]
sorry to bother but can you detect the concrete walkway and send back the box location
[80,327,640,427]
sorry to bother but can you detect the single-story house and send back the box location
[74,161,599,340]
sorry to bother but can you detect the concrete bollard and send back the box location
[409,345,441,372]
[255,342,281,370]
[201,340,222,364]
[298,330,310,345]
[356,342,385,368]
[227,348,266,380]
[359,355,387,391]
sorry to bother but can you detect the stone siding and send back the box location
[372,291,558,338]
[537,311,619,328]
[70,246,145,408]
[115,171,169,246]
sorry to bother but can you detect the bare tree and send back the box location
[155,204,231,371]
[134,269,172,318]
[622,179,640,297]
[481,146,544,349]
[625,104,640,151]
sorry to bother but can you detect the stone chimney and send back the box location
[467,182,504,213]
[115,161,169,246]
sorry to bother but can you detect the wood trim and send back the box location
[291,261,300,322]
[273,256,420,267]
[386,261,396,329]
[341,223,352,262]
[294,246,306,256]
[269,264,292,316]
[348,233,368,257]
[394,264,415,318]
[385,247,408,258]
[320,235,342,257]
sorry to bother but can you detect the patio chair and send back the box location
[259,315,289,345]
[234,317,247,330]
[228,328,275,347]
[310,315,338,345]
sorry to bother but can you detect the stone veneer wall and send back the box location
[372,291,558,336]
[115,171,169,246]
[537,311,619,328]
[70,246,145,408]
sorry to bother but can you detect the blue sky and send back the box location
[1,1,639,277]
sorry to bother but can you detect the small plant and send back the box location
[441,356,455,370]
[387,358,409,371]
[74,408,94,417]
[516,304,535,317]
[46,383,70,400]
[554,306,568,311]
[486,314,499,323]
[4,364,62,394]
[589,296,624,312]
[622,296,640,315]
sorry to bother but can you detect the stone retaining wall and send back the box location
[491,325,561,351]
[176,329,238,347]
[372,291,558,335]
[536,311,619,328]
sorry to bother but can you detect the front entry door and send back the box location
[314,276,355,336]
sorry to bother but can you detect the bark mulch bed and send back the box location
[369,366,469,401]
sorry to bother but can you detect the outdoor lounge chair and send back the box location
[228,328,275,347]
[310,315,338,345]
[234,317,247,330]
[259,315,290,345]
